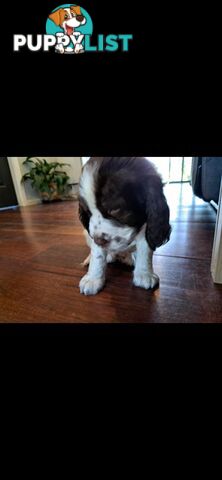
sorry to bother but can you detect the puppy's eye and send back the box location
[64,14,69,19]
[71,12,75,17]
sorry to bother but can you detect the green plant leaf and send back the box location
[21,159,71,197]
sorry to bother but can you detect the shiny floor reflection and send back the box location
[0,183,221,323]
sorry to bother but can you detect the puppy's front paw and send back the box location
[79,274,105,296]
[133,272,159,290]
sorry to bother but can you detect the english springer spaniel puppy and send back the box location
[78,157,171,295]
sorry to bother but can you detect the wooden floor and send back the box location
[0,184,222,323]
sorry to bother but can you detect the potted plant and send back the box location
[21,157,71,202]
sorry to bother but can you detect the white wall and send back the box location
[8,157,82,206]
[18,157,40,202]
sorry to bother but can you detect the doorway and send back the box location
[0,158,18,209]
[148,157,192,183]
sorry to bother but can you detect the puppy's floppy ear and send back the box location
[49,9,62,26]
[78,198,91,233]
[145,176,171,251]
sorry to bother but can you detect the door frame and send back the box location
[0,157,18,208]
[7,157,28,206]
[211,177,222,284]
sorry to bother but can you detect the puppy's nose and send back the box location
[76,15,84,22]
[94,235,110,247]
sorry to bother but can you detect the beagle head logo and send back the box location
[46,4,92,54]
[49,5,86,35]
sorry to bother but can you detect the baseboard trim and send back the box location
[24,199,42,206]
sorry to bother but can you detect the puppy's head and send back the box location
[79,192,137,252]
[79,157,171,252]
[49,5,86,32]
[96,169,147,227]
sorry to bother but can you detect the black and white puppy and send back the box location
[78,157,171,295]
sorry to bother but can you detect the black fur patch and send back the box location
[78,195,91,232]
